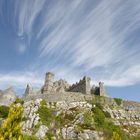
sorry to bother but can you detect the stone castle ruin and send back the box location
[24,72,106,102]
[41,72,70,93]
[41,72,106,96]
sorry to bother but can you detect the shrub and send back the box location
[37,102,54,126]
[111,132,121,140]
[46,131,54,140]
[91,102,128,140]
[92,105,105,127]
[23,135,40,140]
[83,111,94,128]
[114,98,122,106]
[14,98,24,105]
[103,111,111,118]
[0,105,9,118]
[130,136,140,140]
[40,99,47,106]
[0,103,23,139]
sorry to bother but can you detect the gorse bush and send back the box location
[0,105,9,118]
[0,102,23,140]
[111,132,121,140]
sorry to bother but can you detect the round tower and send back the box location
[42,72,54,93]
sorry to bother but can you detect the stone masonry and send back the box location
[67,76,91,94]
[24,72,106,101]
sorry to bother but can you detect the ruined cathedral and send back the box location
[24,72,106,102]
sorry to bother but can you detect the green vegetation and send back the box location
[92,104,105,127]
[40,99,47,106]
[0,97,139,140]
[114,98,122,106]
[83,111,94,128]
[0,102,23,140]
[111,132,121,140]
[37,100,54,126]
[14,98,24,105]
[130,136,140,140]
[23,135,40,140]
[91,101,129,140]
[0,105,9,118]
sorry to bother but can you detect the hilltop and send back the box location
[0,72,139,140]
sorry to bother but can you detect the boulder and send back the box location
[35,125,48,138]
[0,87,17,106]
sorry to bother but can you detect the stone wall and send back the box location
[91,82,106,96]
[68,76,91,94]
[23,92,94,102]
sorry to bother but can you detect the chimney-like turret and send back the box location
[42,72,54,93]
[84,76,91,94]
[24,84,33,96]
[99,82,106,96]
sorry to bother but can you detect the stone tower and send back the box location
[42,72,54,93]
[84,76,91,94]
[24,84,33,96]
[99,82,106,96]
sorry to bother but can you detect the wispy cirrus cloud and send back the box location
[0,0,140,89]
[0,72,43,90]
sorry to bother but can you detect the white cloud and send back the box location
[0,72,43,90]
[1,0,140,88]
[34,0,140,87]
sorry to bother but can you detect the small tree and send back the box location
[0,103,23,140]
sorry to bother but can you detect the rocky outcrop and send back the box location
[22,99,41,135]
[0,87,17,106]
[20,97,140,139]
[103,100,140,136]
[35,125,48,138]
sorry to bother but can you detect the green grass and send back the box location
[37,103,54,126]
[23,135,40,140]
[114,98,122,106]
[0,105,9,118]
[14,98,24,105]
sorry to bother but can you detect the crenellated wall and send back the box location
[68,76,91,94]
[24,72,107,100]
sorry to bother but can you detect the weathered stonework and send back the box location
[24,84,33,96]
[99,82,106,96]
[42,72,54,93]
[24,72,107,101]
[0,87,17,106]
[68,76,91,94]
[41,72,70,93]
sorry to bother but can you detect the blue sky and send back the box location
[0,0,140,102]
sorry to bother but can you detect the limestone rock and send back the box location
[0,87,17,106]
[61,127,77,139]
[78,130,103,140]
[24,84,33,96]
[22,99,42,135]
[35,125,48,138]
